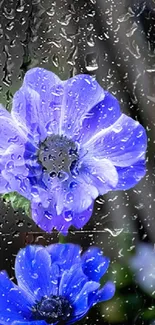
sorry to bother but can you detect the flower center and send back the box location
[32,295,73,324]
[37,135,79,178]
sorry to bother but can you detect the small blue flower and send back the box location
[130,243,155,296]
[0,68,147,233]
[0,243,115,325]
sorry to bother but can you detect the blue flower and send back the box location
[130,243,155,296]
[0,243,115,325]
[0,67,147,233]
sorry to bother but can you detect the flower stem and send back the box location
[58,233,67,243]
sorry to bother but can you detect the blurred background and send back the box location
[0,0,155,324]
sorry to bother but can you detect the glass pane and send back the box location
[0,0,154,324]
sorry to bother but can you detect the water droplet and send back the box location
[16,221,24,227]
[78,215,86,222]
[70,181,77,189]
[6,21,14,31]
[6,161,14,170]
[16,0,25,12]
[104,228,123,237]
[113,124,123,133]
[3,7,15,20]
[66,192,74,203]
[32,273,38,279]
[31,188,39,198]
[85,53,98,72]
[87,34,95,47]
[137,130,144,138]
[52,54,59,68]
[8,136,19,143]
[64,211,73,221]
[47,7,55,17]
[126,22,138,37]
[134,203,144,210]
[57,13,72,26]
[58,171,68,182]
[126,41,141,59]
[118,10,134,23]
[44,211,53,220]
[50,171,57,178]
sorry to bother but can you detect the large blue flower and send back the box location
[0,243,115,325]
[0,68,147,233]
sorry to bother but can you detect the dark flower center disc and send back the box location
[38,135,79,178]
[33,294,73,323]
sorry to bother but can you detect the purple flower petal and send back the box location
[79,156,118,195]
[31,173,94,221]
[72,281,100,317]
[70,202,94,229]
[62,176,98,214]
[115,159,146,190]
[1,169,32,200]
[46,243,81,271]
[46,177,96,217]
[31,200,71,234]
[82,114,147,167]
[0,106,27,154]
[29,183,50,206]
[48,263,60,296]
[82,247,110,282]
[31,200,93,234]
[0,163,9,193]
[12,67,63,137]
[0,140,40,199]
[12,87,47,143]
[96,281,115,302]
[0,104,12,117]
[59,264,87,302]
[23,67,61,115]
[60,74,105,138]
[0,106,38,197]
[23,67,62,131]
[15,245,53,301]
[23,71,104,138]
[0,271,33,324]
[73,91,121,145]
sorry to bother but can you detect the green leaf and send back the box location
[2,192,31,217]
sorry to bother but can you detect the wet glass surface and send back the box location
[0,0,155,324]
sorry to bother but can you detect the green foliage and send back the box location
[2,192,31,217]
